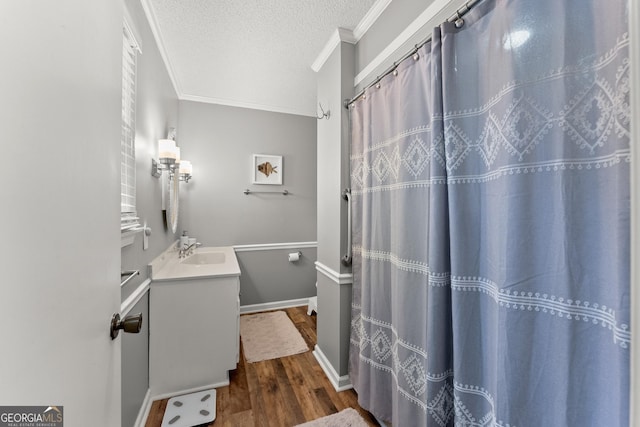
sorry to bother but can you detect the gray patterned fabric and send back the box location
[348,0,630,425]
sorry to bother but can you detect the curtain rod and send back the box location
[344,0,480,109]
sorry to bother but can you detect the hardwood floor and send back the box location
[144,306,380,427]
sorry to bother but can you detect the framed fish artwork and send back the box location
[252,154,283,185]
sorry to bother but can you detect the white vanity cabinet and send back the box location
[148,246,241,397]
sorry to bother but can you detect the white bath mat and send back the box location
[161,389,216,427]
[240,310,309,363]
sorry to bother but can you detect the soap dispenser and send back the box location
[180,231,189,248]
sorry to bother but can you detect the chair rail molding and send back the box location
[233,241,317,252]
[315,261,353,285]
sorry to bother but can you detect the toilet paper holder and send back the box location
[288,251,302,262]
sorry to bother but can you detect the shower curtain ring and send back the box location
[454,12,464,28]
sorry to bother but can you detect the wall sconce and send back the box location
[179,160,193,183]
[159,139,178,166]
[151,138,193,182]
[152,139,178,177]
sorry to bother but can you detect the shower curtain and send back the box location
[349,0,630,425]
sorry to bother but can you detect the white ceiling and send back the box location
[145,0,380,117]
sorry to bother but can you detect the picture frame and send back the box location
[252,154,283,185]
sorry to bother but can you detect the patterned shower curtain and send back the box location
[349,0,630,425]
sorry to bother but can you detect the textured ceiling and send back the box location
[147,0,378,117]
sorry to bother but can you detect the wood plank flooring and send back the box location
[144,306,380,427]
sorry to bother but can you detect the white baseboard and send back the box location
[139,381,230,426]
[240,297,311,314]
[312,345,353,392]
[151,380,230,402]
[134,388,152,427]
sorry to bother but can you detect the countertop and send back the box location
[149,245,241,282]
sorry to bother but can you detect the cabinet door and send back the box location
[150,277,239,396]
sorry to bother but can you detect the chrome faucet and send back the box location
[178,241,201,258]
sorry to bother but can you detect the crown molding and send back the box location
[311,28,357,72]
[354,0,464,87]
[353,0,393,40]
[140,0,393,114]
[180,93,316,117]
[311,0,392,73]
[140,0,182,97]
[140,0,316,116]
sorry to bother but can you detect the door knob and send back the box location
[110,312,143,339]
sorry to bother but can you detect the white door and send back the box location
[0,1,124,426]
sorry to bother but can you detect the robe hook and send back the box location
[317,103,330,120]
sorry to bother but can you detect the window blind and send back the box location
[121,26,139,231]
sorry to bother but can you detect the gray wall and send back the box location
[316,42,355,378]
[178,101,318,305]
[236,247,317,306]
[356,0,429,75]
[120,1,180,426]
[316,43,354,274]
[121,295,149,426]
[120,0,181,293]
[354,0,465,91]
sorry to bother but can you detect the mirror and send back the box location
[162,172,179,233]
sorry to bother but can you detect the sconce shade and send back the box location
[174,147,181,164]
[179,160,193,175]
[159,139,177,163]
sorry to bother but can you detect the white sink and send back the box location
[181,251,226,265]
[149,246,240,281]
